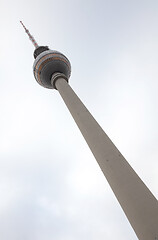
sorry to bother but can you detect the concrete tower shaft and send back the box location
[52,75,158,240]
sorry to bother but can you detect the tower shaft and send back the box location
[54,76,158,240]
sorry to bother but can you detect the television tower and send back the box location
[21,21,158,240]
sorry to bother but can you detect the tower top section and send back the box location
[20,21,71,89]
[20,21,39,49]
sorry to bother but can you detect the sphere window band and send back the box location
[33,50,71,89]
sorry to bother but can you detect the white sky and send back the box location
[0,0,158,239]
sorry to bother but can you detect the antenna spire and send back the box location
[20,21,39,48]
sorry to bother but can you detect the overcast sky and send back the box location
[0,0,158,239]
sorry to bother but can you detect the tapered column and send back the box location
[54,76,158,240]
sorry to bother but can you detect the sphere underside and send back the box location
[33,50,71,89]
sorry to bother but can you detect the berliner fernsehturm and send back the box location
[20,21,158,240]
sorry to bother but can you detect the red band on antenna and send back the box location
[20,21,39,48]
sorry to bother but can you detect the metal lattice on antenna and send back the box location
[20,21,39,48]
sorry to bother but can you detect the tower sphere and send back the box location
[33,47,71,89]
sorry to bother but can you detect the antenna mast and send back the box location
[20,21,39,48]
